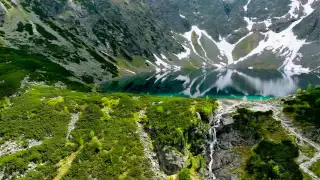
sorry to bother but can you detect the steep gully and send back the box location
[208,98,320,180]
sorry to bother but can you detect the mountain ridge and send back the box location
[0,0,319,93]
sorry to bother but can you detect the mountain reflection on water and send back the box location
[101,68,320,99]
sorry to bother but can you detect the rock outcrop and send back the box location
[158,146,187,175]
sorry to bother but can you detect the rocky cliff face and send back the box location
[0,0,319,85]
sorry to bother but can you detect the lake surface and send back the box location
[101,68,320,100]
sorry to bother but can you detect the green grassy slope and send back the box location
[0,47,91,99]
[283,86,320,128]
[232,32,264,61]
[0,86,216,180]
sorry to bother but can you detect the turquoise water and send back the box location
[102,68,320,100]
[125,92,274,100]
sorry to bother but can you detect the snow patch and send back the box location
[146,60,160,72]
[154,54,170,68]
[180,26,255,64]
[153,54,181,71]
[175,75,191,87]
[124,69,136,74]
[181,26,208,62]
[154,71,171,83]
[243,0,252,12]
[174,45,191,59]
[179,14,186,19]
[286,0,302,19]
[160,54,168,60]
[237,0,316,74]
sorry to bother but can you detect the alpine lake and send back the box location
[101,68,320,100]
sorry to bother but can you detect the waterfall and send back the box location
[207,100,244,179]
[208,105,223,179]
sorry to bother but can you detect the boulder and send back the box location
[252,22,267,32]
[158,146,187,175]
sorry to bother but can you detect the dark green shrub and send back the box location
[246,140,302,180]
[178,168,192,180]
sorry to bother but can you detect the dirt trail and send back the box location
[275,105,320,180]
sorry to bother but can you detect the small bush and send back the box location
[178,168,192,180]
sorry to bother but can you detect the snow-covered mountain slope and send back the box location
[169,0,320,74]
[0,0,319,85]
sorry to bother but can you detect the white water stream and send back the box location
[208,100,245,179]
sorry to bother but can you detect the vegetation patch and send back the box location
[309,159,320,178]
[0,86,217,179]
[283,85,320,127]
[233,108,287,141]
[231,108,302,179]
[245,140,302,180]
[0,47,89,99]
[142,97,217,177]
[86,48,118,77]
[191,31,205,57]
[232,32,264,60]
[0,0,12,9]
[299,144,317,158]
[16,22,34,35]
[35,24,58,41]
[145,98,216,154]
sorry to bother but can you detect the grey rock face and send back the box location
[302,128,320,144]
[227,28,249,44]
[294,42,320,70]
[232,50,285,70]
[294,7,320,42]
[157,146,187,175]
[207,123,256,180]
[210,150,240,180]
[269,17,296,33]
[252,22,267,32]
[246,0,290,21]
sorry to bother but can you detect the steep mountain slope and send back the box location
[0,0,319,96]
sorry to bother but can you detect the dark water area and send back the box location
[101,68,320,100]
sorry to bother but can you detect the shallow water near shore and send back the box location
[101,68,320,100]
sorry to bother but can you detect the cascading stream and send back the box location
[207,100,246,179]
[208,109,222,179]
